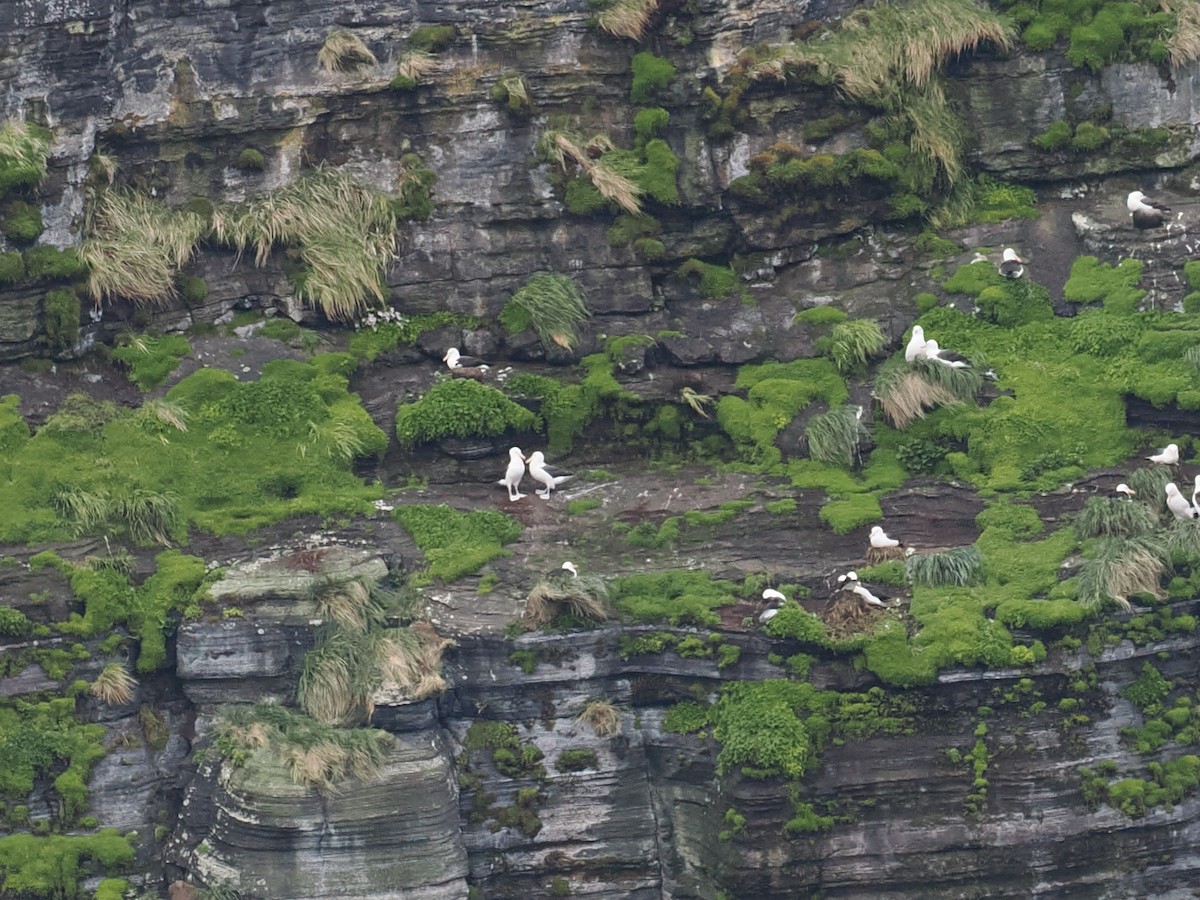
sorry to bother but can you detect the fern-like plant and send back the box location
[904,545,983,587]
[805,405,869,466]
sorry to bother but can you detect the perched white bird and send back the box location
[1165,482,1199,520]
[443,347,490,370]
[1192,474,1200,511]
[849,583,889,608]
[869,527,900,550]
[761,588,787,604]
[1115,483,1136,499]
[759,608,779,623]
[497,447,527,502]
[925,339,971,369]
[1127,190,1170,230]
[905,325,929,363]
[999,248,1025,279]
[1148,443,1180,466]
[527,450,575,499]
[561,561,579,578]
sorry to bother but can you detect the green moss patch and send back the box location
[393,505,522,583]
[610,571,741,627]
[396,379,538,448]
[110,333,191,391]
[0,830,133,897]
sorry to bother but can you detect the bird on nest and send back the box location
[1147,443,1180,466]
[1127,190,1170,230]
[998,248,1025,279]
[443,347,490,372]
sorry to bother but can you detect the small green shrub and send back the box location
[555,749,599,772]
[234,148,266,171]
[395,379,538,448]
[178,274,208,304]
[110,334,191,392]
[41,288,80,354]
[1032,120,1072,151]
[24,246,86,282]
[0,251,23,284]
[676,258,736,298]
[0,119,50,197]
[1,199,43,243]
[1071,122,1110,152]
[410,25,457,53]
[905,546,983,587]
[630,52,676,103]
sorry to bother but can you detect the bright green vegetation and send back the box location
[461,721,547,836]
[25,246,87,282]
[498,272,590,350]
[0,360,386,543]
[610,571,743,627]
[212,164,433,321]
[109,333,191,391]
[630,52,676,103]
[0,697,106,825]
[0,830,134,897]
[555,748,599,772]
[1032,119,1114,152]
[214,703,393,791]
[1081,755,1200,817]
[39,549,211,673]
[540,124,680,218]
[0,119,50,198]
[905,546,983,587]
[675,259,737,299]
[80,190,207,306]
[2,199,44,243]
[999,0,1194,69]
[409,24,457,53]
[945,725,991,817]
[0,251,23,284]
[567,497,601,515]
[491,73,532,114]
[823,319,887,373]
[347,311,479,362]
[396,379,538,448]
[393,504,522,582]
[618,629,741,668]
[806,405,869,466]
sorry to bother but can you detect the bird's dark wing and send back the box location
[458,355,488,367]
[937,349,971,364]
[1147,197,1172,212]
[541,465,574,478]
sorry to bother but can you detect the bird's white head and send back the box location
[1002,248,1022,263]
[870,527,884,537]
[527,450,546,466]
[1166,482,1181,496]
[562,561,578,577]
[912,325,924,340]
[1116,483,1135,496]
[925,339,940,354]
[509,447,526,462]
[443,348,459,364]
[1127,191,1146,211]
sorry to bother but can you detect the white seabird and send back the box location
[848,582,889,608]
[836,570,859,584]
[870,527,900,550]
[527,450,575,500]
[497,447,527,502]
[999,248,1025,279]
[1165,482,1199,520]
[1127,191,1170,230]
[762,588,787,604]
[1148,443,1180,466]
[443,347,490,370]
[925,339,972,369]
[759,608,779,623]
[1115,483,1136,499]
[905,325,929,363]
[1192,474,1200,511]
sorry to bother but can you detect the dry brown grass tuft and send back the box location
[875,370,960,429]
[823,592,888,640]
[318,30,378,73]
[576,698,622,736]
[313,579,374,633]
[377,623,456,702]
[90,664,137,705]
[524,575,611,626]
[597,0,660,39]
[80,191,207,306]
[540,130,644,215]
[1164,0,1200,65]
[396,51,440,83]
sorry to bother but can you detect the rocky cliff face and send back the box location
[6,0,1200,897]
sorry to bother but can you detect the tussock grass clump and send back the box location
[1164,0,1200,66]
[0,118,51,196]
[1127,466,1172,516]
[597,0,660,40]
[52,487,181,546]
[827,318,887,373]
[905,545,983,587]
[1078,534,1168,612]
[805,405,869,466]
[872,355,978,429]
[576,698,622,737]
[308,577,380,634]
[524,574,612,626]
[80,191,207,306]
[539,129,643,215]
[89,664,137,706]
[753,0,1013,183]
[216,703,393,792]
[211,168,398,322]
[499,272,590,349]
[1074,496,1158,540]
[392,51,439,88]
[317,30,377,73]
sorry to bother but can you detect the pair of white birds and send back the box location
[904,326,972,369]
[499,447,574,501]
